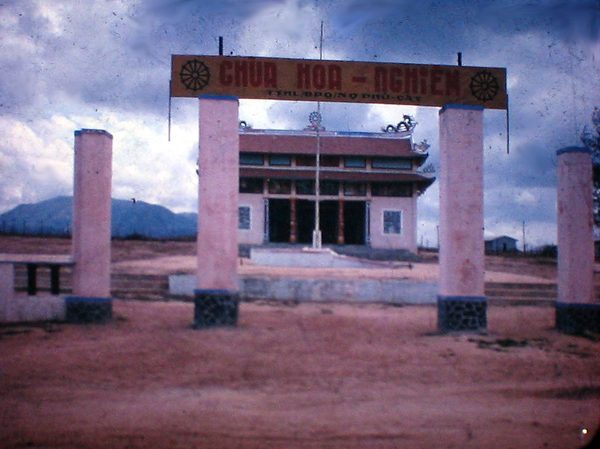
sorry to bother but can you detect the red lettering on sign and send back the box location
[375,65,460,97]
[264,62,277,88]
[297,63,342,90]
[419,68,428,94]
[445,70,460,96]
[390,68,402,92]
[220,60,277,88]
[313,64,326,89]
[329,65,342,90]
[297,64,311,89]
[249,61,262,87]
[235,61,248,86]
[405,68,419,94]
[374,67,387,92]
[430,69,444,95]
[220,60,233,85]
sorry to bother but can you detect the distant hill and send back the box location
[0,196,198,239]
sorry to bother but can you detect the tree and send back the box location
[581,107,600,226]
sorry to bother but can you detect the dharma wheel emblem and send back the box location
[469,71,499,102]
[309,111,322,128]
[180,59,211,91]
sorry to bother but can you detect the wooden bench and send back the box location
[0,254,75,296]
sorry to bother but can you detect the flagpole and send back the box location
[312,21,324,249]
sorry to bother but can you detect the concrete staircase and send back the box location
[486,282,600,306]
[110,274,169,301]
[485,282,557,306]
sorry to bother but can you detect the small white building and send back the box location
[237,125,435,253]
[485,236,518,253]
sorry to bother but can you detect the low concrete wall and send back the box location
[0,294,66,323]
[170,274,437,305]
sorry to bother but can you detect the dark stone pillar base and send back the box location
[438,296,487,332]
[555,302,600,335]
[194,289,239,328]
[65,297,112,324]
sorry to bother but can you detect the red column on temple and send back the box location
[338,199,345,244]
[290,198,297,243]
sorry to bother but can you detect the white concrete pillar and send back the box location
[68,129,113,323]
[194,95,239,327]
[437,105,486,332]
[556,147,599,334]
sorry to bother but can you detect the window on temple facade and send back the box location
[240,177,264,194]
[296,155,316,166]
[268,179,292,194]
[344,182,367,196]
[320,180,340,196]
[372,157,412,170]
[344,156,366,168]
[240,153,264,165]
[371,182,413,197]
[320,156,340,167]
[238,206,251,230]
[296,179,315,195]
[383,210,402,235]
[269,154,292,166]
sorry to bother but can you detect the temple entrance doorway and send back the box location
[344,201,366,245]
[267,199,366,245]
[293,200,339,244]
[267,199,290,243]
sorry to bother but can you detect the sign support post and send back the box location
[194,95,240,328]
[437,105,486,332]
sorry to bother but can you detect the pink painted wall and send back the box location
[197,97,240,291]
[238,195,265,245]
[369,196,417,252]
[72,129,112,298]
[438,106,485,298]
[557,148,594,304]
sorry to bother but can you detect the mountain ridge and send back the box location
[0,196,198,239]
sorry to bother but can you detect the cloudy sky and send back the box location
[1,0,599,248]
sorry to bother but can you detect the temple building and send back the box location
[237,120,435,252]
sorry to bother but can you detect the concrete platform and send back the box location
[170,274,437,305]
[250,247,411,269]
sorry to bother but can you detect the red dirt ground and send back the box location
[1,236,599,448]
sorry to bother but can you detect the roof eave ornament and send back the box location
[412,139,430,154]
[383,115,417,133]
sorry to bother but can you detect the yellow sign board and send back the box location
[171,55,507,110]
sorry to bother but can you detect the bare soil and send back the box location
[1,236,599,448]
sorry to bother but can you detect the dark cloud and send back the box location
[334,0,600,44]
[143,0,289,23]
[484,1,600,46]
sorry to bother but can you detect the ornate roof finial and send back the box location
[412,139,430,154]
[383,115,417,133]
